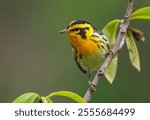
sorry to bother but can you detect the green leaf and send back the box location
[104,56,118,84]
[13,92,40,103]
[47,91,85,103]
[102,19,121,46]
[128,27,145,42]
[45,97,53,103]
[131,7,150,20]
[126,31,140,72]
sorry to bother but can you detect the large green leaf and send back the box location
[126,31,140,72]
[13,92,40,103]
[102,19,121,46]
[47,91,85,103]
[102,19,120,84]
[131,7,150,20]
[104,56,118,84]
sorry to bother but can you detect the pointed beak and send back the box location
[59,29,68,33]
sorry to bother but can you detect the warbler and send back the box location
[60,20,116,83]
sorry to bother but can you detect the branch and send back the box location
[83,0,135,103]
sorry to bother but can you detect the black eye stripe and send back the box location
[69,27,90,39]
[70,27,89,32]
[70,28,81,32]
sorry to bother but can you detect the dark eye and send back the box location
[85,27,89,30]
[70,28,80,32]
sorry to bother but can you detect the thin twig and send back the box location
[83,0,135,103]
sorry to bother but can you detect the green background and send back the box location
[0,0,150,102]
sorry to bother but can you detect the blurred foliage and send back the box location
[0,0,150,103]
[13,91,85,103]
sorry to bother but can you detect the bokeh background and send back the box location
[0,0,150,103]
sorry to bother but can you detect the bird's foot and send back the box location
[88,81,97,92]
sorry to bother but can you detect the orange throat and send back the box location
[67,35,98,55]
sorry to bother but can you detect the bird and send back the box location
[59,20,116,88]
